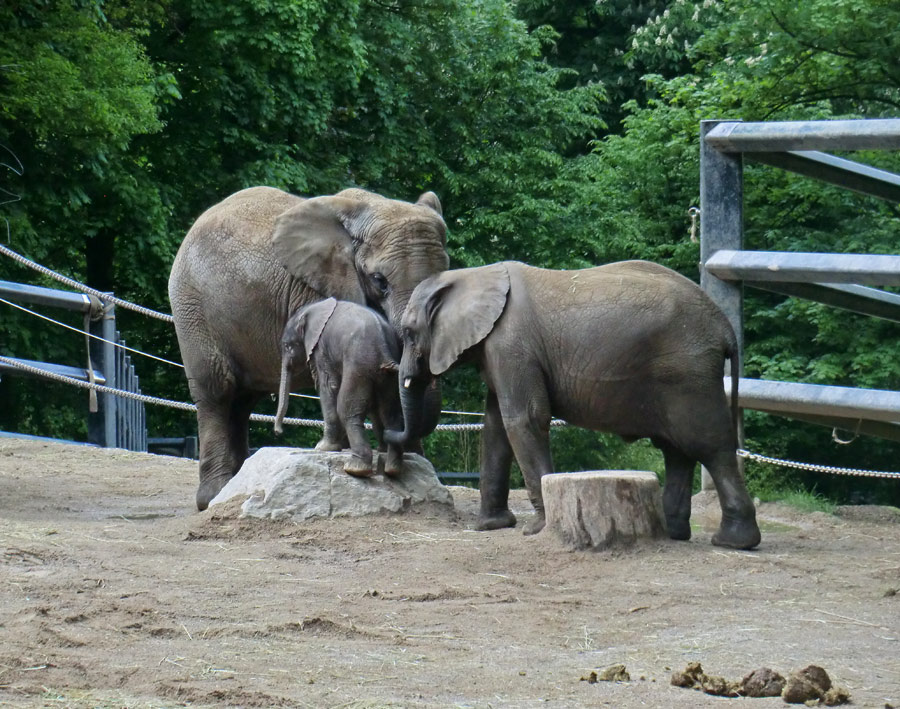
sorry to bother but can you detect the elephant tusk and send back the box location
[404,378,412,389]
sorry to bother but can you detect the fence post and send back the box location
[700,119,745,490]
[87,299,117,448]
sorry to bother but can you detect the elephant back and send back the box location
[185,186,303,251]
[169,187,317,392]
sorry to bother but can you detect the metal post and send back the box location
[700,120,745,490]
[115,336,124,449]
[125,353,135,450]
[88,299,117,448]
[136,371,147,452]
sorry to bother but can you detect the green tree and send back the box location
[1,0,606,457]
[0,0,170,438]
[513,0,681,133]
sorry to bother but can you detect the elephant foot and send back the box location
[666,516,692,541]
[711,514,761,550]
[383,449,403,477]
[196,474,234,512]
[344,454,374,478]
[522,515,545,536]
[315,438,345,452]
[475,509,517,531]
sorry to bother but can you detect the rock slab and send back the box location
[209,448,454,520]
[542,471,667,550]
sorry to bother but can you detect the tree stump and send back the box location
[542,471,667,550]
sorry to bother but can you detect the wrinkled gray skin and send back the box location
[387,260,761,550]
[168,186,449,510]
[274,298,415,477]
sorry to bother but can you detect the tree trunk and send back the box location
[542,471,667,550]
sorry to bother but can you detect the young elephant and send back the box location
[275,298,406,477]
[387,260,761,550]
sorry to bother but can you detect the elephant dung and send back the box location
[542,471,667,551]
[782,665,851,706]
[740,667,785,697]
[208,448,454,521]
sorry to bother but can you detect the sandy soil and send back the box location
[1,436,898,708]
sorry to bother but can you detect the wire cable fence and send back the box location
[2,244,898,478]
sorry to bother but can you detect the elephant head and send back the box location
[274,298,338,434]
[386,263,510,445]
[272,189,449,330]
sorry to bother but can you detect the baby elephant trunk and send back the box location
[273,353,292,435]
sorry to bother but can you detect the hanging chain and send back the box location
[688,206,700,243]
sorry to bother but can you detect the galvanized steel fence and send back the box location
[699,118,900,457]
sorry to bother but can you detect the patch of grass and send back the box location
[758,487,837,515]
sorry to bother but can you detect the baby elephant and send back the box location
[387,260,761,550]
[275,298,405,477]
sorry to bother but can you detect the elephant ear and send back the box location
[416,191,442,216]
[302,297,338,361]
[429,263,510,375]
[272,196,367,304]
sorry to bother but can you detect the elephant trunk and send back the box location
[274,354,292,435]
[418,377,442,438]
[384,376,430,446]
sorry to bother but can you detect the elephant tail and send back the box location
[274,354,292,435]
[725,336,740,448]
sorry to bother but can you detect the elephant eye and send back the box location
[370,272,389,294]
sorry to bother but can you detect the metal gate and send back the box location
[699,118,900,445]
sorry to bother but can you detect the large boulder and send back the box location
[209,448,454,520]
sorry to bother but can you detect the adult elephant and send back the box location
[168,186,449,510]
[386,260,761,550]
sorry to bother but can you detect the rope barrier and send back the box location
[0,246,490,417]
[4,354,900,477]
[3,245,898,479]
[0,242,174,322]
[737,449,900,480]
[0,354,548,433]
[0,297,185,368]
[0,355,324,429]
[1,296,325,397]
[0,355,494,432]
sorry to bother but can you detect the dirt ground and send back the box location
[1,436,898,709]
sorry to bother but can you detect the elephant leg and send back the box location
[404,438,424,456]
[378,422,404,477]
[701,448,761,550]
[656,441,696,541]
[315,382,348,452]
[195,389,261,511]
[500,405,553,537]
[338,385,374,477]
[383,441,404,477]
[375,391,404,476]
[476,390,517,531]
[195,399,234,511]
